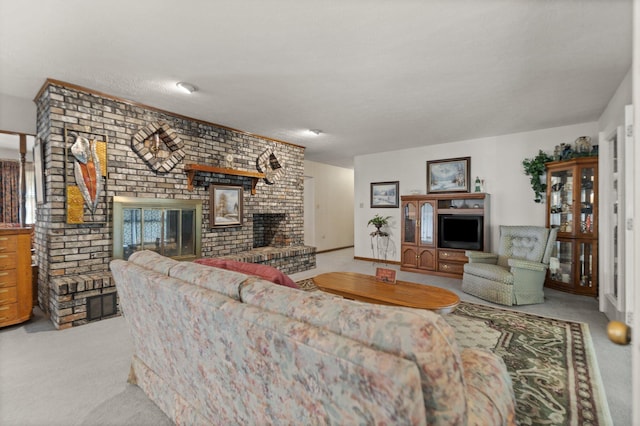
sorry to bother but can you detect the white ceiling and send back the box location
[0,0,632,168]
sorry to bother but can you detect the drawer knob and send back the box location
[442,264,448,269]
[0,306,9,311]
[0,289,8,293]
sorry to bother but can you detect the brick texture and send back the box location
[34,82,314,328]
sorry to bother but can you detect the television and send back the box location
[438,215,483,250]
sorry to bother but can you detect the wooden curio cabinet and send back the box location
[401,199,436,272]
[545,157,598,296]
[401,193,489,277]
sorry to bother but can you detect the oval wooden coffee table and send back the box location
[313,271,460,314]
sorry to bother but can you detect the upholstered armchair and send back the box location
[462,226,558,306]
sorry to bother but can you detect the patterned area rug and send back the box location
[296,279,612,426]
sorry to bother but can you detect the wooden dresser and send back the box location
[0,228,33,327]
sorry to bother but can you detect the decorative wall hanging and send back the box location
[256,148,285,185]
[64,128,108,224]
[131,121,185,173]
[426,157,470,193]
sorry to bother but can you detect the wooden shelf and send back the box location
[184,164,266,194]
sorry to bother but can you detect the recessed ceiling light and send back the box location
[308,129,322,136]
[176,82,197,94]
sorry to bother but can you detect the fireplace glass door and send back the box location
[122,208,196,260]
[113,197,202,261]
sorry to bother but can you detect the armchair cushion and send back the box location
[463,263,514,285]
[507,258,548,272]
[497,226,550,267]
[465,251,499,264]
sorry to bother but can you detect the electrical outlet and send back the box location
[627,311,633,326]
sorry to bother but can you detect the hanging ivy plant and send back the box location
[522,150,554,203]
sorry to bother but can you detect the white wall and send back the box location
[304,160,354,252]
[0,93,36,134]
[354,122,599,260]
[598,67,632,136]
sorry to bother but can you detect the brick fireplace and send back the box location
[34,79,315,329]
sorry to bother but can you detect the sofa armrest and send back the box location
[507,258,548,273]
[465,251,498,264]
[461,349,516,426]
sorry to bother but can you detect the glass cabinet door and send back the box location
[578,166,596,236]
[578,240,596,289]
[549,167,574,234]
[420,201,434,246]
[549,240,574,285]
[403,202,417,244]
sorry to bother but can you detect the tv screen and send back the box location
[438,215,483,250]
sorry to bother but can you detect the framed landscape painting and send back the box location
[426,157,470,193]
[210,184,243,227]
[370,181,399,208]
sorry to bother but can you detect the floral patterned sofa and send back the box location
[110,250,516,425]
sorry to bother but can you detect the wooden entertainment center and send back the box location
[400,193,489,278]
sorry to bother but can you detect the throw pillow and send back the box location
[195,258,299,289]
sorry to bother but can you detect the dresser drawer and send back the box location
[0,303,18,323]
[438,249,468,262]
[0,269,17,287]
[438,261,465,275]
[0,286,17,304]
[0,235,17,252]
[0,252,17,269]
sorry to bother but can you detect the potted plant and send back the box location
[522,150,553,203]
[368,214,391,236]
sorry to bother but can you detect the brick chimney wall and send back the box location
[34,81,311,329]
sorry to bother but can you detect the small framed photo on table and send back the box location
[375,267,397,284]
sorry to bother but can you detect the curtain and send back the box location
[0,160,20,224]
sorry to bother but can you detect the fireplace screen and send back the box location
[113,197,202,260]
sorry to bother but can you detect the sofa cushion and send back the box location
[129,250,179,275]
[194,258,299,289]
[461,349,516,425]
[169,261,250,301]
[240,279,468,425]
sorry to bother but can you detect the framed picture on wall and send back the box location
[426,157,470,193]
[370,181,399,208]
[210,184,243,227]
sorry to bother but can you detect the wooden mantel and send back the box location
[184,164,266,194]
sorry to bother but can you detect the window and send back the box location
[112,196,202,260]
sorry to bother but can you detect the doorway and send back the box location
[0,131,36,225]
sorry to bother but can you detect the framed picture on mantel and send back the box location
[210,184,243,227]
[427,157,470,193]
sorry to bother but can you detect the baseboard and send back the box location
[316,245,354,254]
[353,256,401,266]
